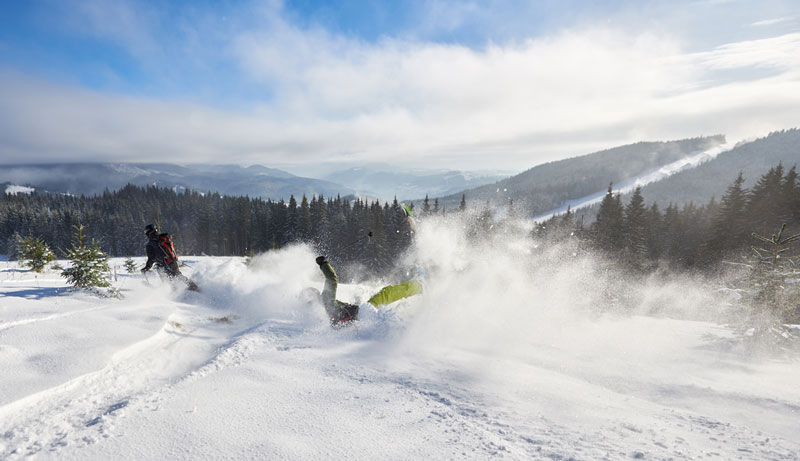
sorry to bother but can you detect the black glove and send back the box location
[315,256,327,266]
[140,268,148,274]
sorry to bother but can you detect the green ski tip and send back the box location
[401,202,414,218]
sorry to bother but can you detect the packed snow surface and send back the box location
[1,218,798,460]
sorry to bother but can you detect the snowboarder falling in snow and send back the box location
[306,203,422,327]
[141,224,199,291]
[310,255,423,327]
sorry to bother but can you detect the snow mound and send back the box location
[4,185,35,195]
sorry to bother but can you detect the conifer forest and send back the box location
[2,163,799,279]
[0,187,414,278]
[537,163,800,270]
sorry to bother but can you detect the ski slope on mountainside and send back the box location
[534,143,733,222]
[1,220,799,460]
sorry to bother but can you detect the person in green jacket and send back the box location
[315,255,360,326]
[312,255,423,326]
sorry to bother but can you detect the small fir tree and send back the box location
[623,186,649,264]
[6,232,22,261]
[593,183,625,252]
[422,195,431,216]
[702,172,749,264]
[725,223,800,354]
[749,223,800,325]
[61,223,111,289]
[123,256,138,273]
[17,236,56,273]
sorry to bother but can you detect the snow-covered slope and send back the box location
[433,136,725,216]
[534,142,733,222]
[1,220,798,460]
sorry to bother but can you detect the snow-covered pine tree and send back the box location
[661,204,682,262]
[309,194,327,246]
[749,224,800,324]
[5,232,22,261]
[780,165,799,224]
[645,203,663,260]
[422,195,431,216]
[746,165,785,237]
[365,201,389,275]
[61,223,111,290]
[593,183,625,252]
[17,235,56,273]
[728,223,800,353]
[123,256,138,273]
[623,186,649,264]
[299,195,312,242]
[285,195,298,246]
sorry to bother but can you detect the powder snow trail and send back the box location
[3,252,800,460]
[0,299,265,459]
[0,305,107,332]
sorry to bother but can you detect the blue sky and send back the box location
[0,1,623,102]
[1,0,800,172]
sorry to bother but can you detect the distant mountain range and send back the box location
[0,163,350,200]
[321,164,510,202]
[4,130,797,214]
[0,162,507,202]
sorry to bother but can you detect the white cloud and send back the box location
[685,32,800,71]
[750,16,795,27]
[2,9,800,172]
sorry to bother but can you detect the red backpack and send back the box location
[157,233,177,265]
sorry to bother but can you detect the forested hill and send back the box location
[0,185,413,279]
[430,135,725,216]
[639,129,800,207]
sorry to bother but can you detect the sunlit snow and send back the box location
[0,217,798,460]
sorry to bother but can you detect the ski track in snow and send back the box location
[0,265,319,461]
[2,310,799,460]
[0,305,107,333]
[0,298,246,458]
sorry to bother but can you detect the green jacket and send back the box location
[319,262,359,324]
